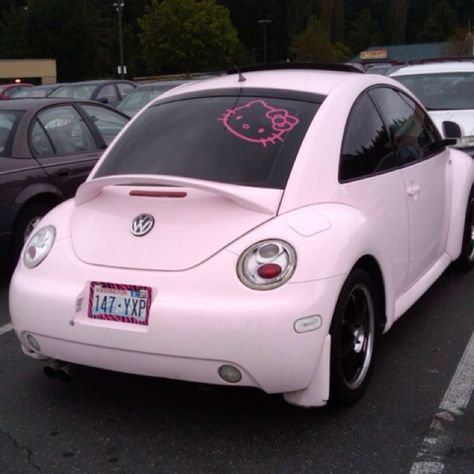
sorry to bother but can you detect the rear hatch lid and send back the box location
[72,175,282,271]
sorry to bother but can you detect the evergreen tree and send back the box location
[418,0,457,42]
[138,0,247,74]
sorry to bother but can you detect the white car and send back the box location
[390,61,474,157]
[9,64,474,408]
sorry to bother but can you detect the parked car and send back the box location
[390,61,474,156]
[0,98,129,268]
[11,83,64,98]
[0,82,33,99]
[49,80,137,107]
[9,64,474,408]
[117,80,189,117]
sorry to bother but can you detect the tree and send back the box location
[290,15,351,63]
[349,9,381,56]
[418,0,457,42]
[138,0,247,74]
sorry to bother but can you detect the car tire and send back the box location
[9,202,52,271]
[329,268,378,405]
[452,187,474,272]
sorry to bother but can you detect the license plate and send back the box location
[88,282,151,325]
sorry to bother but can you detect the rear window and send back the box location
[94,92,321,189]
[0,110,22,156]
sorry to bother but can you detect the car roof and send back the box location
[160,64,390,99]
[59,80,135,86]
[0,97,116,112]
[390,61,474,76]
[0,83,33,89]
[139,80,190,88]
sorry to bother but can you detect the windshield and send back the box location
[50,84,97,100]
[395,72,474,110]
[95,92,321,189]
[117,88,167,115]
[0,111,22,156]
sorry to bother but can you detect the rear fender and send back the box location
[446,149,474,260]
[227,203,395,327]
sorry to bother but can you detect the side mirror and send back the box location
[442,120,462,139]
[97,97,108,104]
[440,138,457,147]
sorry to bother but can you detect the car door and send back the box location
[339,91,410,297]
[29,104,101,198]
[370,87,449,287]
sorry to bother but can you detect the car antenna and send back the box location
[229,58,246,83]
[210,42,246,82]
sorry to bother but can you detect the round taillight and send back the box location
[237,239,296,290]
[257,263,282,279]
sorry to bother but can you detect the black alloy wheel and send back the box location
[329,267,379,405]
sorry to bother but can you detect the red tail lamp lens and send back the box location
[257,263,282,279]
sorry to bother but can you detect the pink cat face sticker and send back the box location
[219,99,299,147]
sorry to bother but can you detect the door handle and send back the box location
[407,184,421,197]
[57,168,71,177]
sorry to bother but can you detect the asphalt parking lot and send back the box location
[0,267,473,474]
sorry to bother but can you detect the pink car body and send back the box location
[9,66,474,407]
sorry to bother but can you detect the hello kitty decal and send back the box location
[219,99,299,147]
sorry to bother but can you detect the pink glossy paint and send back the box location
[219,99,299,147]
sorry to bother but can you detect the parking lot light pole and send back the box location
[114,1,125,79]
[258,19,272,64]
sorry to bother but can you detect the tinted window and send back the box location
[340,93,395,181]
[95,94,320,189]
[35,105,96,155]
[370,88,439,165]
[81,104,128,145]
[0,111,22,156]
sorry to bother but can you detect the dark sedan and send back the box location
[0,98,129,269]
[49,80,137,107]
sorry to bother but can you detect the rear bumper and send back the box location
[10,238,345,394]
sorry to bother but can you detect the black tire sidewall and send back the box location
[9,203,51,271]
[329,267,379,405]
[452,186,474,272]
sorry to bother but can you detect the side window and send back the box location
[34,105,96,155]
[97,84,119,104]
[340,93,395,182]
[117,83,135,98]
[30,120,54,156]
[0,111,21,156]
[81,105,128,145]
[369,88,440,166]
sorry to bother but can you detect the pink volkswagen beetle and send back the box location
[9,64,474,407]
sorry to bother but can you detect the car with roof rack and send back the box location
[390,60,474,157]
[9,63,474,407]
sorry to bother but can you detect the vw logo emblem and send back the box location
[131,213,155,237]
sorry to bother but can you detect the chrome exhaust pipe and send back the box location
[44,359,67,379]
[56,363,82,382]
